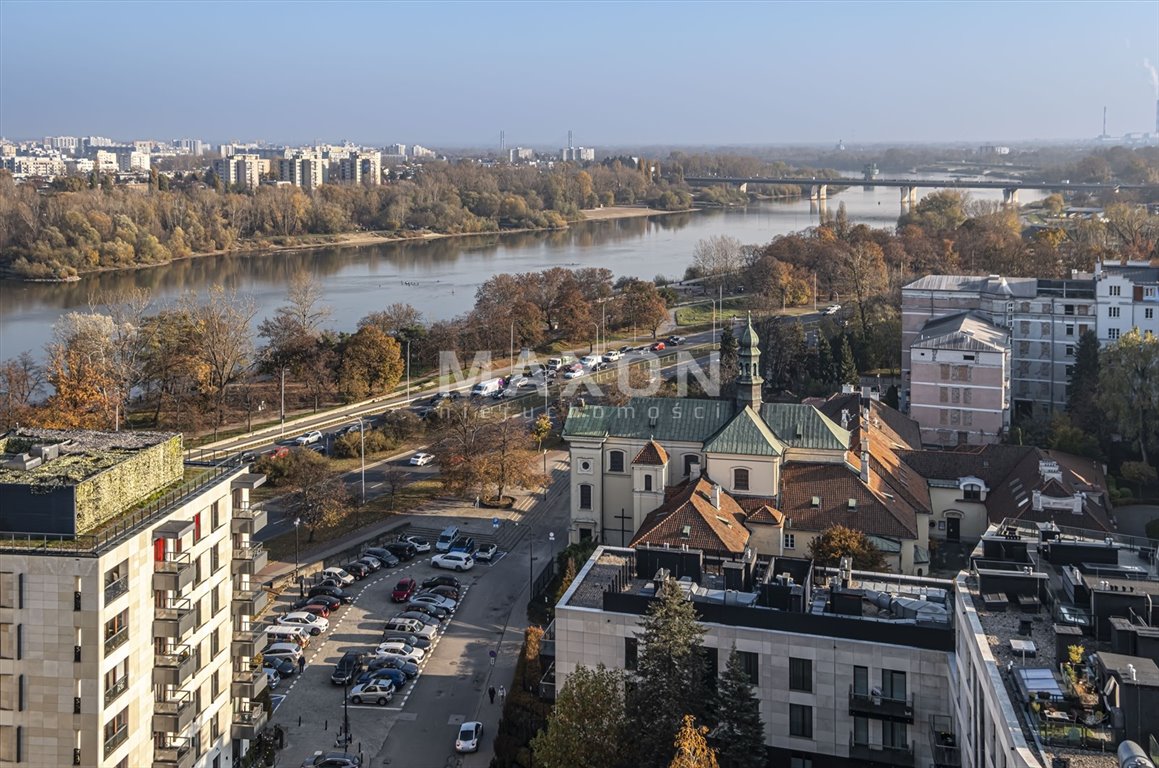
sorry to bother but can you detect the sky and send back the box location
[2,1,1157,147]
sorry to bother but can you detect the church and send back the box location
[562,316,933,575]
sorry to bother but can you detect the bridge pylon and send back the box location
[1002,188,1020,207]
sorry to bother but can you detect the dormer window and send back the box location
[963,483,982,501]
[811,496,821,508]
[681,525,691,538]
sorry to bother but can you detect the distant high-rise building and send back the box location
[508,147,534,162]
[43,136,79,154]
[386,143,407,157]
[211,154,262,189]
[411,145,435,159]
[174,138,205,156]
[337,151,380,185]
[277,152,324,191]
[560,146,595,162]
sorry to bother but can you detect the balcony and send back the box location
[104,577,128,605]
[153,551,195,592]
[153,690,195,733]
[848,734,914,767]
[231,541,268,576]
[232,586,268,619]
[231,664,268,699]
[104,676,129,706]
[153,645,196,686]
[231,503,267,535]
[104,626,129,656]
[232,624,264,656]
[103,725,128,758]
[231,701,267,740]
[153,737,194,768]
[848,685,915,723]
[154,597,197,640]
[930,715,962,768]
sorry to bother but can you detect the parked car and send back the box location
[563,367,585,380]
[824,304,841,315]
[336,422,364,437]
[363,547,400,568]
[262,643,304,663]
[343,562,370,579]
[411,593,457,612]
[425,584,461,601]
[331,651,367,685]
[409,452,434,466]
[357,556,383,572]
[450,536,477,555]
[435,526,460,552]
[384,541,417,561]
[321,567,355,586]
[432,552,475,571]
[293,595,341,613]
[428,391,461,406]
[666,335,686,345]
[602,349,623,362]
[301,752,361,768]
[456,721,483,753]
[650,341,666,351]
[308,585,353,604]
[395,610,441,627]
[474,543,498,562]
[402,602,448,620]
[293,430,323,446]
[349,681,395,706]
[278,611,329,635]
[383,617,436,640]
[264,668,281,689]
[579,355,601,368]
[422,575,462,591]
[264,657,296,678]
[382,632,431,650]
[401,535,431,553]
[356,667,406,688]
[298,603,331,619]
[368,656,419,678]
[376,641,425,661]
[391,578,417,603]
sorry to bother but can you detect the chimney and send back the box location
[711,483,721,510]
[689,460,701,480]
[860,449,869,483]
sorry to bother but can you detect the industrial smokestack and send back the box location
[1103,106,1107,137]
[1155,99,1158,135]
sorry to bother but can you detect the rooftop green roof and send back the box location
[702,406,785,457]
[758,403,850,451]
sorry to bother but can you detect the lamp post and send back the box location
[293,516,301,586]
[348,416,366,504]
[405,339,411,400]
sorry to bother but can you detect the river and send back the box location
[0,178,1043,359]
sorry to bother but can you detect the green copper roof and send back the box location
[739,312,759,347]
[703,406,785,456]
[758,403,850,451]
[563,397,734,442]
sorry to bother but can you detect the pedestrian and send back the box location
[498,685,506,704]
[488,686,496,704]
[297,655,305,674]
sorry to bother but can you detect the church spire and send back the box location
[736,312,763,410]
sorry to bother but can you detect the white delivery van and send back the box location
[471,378,503,397]
[546,354,577,370]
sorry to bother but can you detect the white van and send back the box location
[266,625,311,648]
[471,378,503,397]
[436,526,461,552]
[546,354,576,370]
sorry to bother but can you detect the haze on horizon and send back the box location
[2,0,1157,147]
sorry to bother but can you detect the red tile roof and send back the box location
[779,463,919,539]
[631,477,750,556]
[633,440,669,466]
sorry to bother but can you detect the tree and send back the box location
[808,524,887,571]
[713,647,766,768]
[838,335,859,387]
[531,664,627,768]
[0,351,44,428]
[359,303,423,337]
[620,278,669,339]
[259,273,332,384]
[1121,461,1158,497]
[42,312,123,429]
[691,235,744,291]
[484,415,545,502]
[627,579,710,768]
[531,412,552,451]
[1067,330,1101,435]
[1097,328,1159,465]
[257,448,351,541]
[669,716,719,768]
[337,325,404,402]
[183,287,258,433]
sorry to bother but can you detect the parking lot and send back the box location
[264,540,504,768]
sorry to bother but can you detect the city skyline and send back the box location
[2,1,1157,146]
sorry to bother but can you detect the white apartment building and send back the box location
[1094,261,1159,342]
[337,152,380,186]
[277,153,324,191]
[386,144,407,157]
[211,155,262,190]
[508,147,535,162]
[560,146,595,162]
[411,145,435,159]
[0,429,268,768]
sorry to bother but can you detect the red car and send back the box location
[300,603,331,619]
[650,342,666,352]
[391,578,417,603]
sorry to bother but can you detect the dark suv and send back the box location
[383,541,417,561]
[331,651,367,685]
[450,536,477,555]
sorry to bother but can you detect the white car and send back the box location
[376,641,425,661]
[321,567,355,586]
[294,430,323,446]
[402,535,431,553]
[409,452,434,466]
[456,721,483,753]
[563,368,585,380]
[824,304,841,315]
[602,350,622,362]
[411,593,457,612]
[278,611,330,635]
[374,647,423,665]
[264,668,281,689]
[474,543,498,562]
[348,681,394,706]
[261,643,303,663]
[579,355,601,368]
[431,552,475,572]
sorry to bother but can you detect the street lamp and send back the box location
[353,416,366,504]
[293,517,301,592]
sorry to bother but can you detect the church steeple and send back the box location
[736,312,763,410]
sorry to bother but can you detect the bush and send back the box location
[330,428,396,458]
[491,626,552,768]
[1145,518,1159,540]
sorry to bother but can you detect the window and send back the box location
[789,657,812,692]
[733,468,749,491]
[1065,345,1074,357]
[882,721,908,749]
[104,561,128,603]
[193,512,201,544]
[683,454,700,477]
[1109,306,1120,318]
[578,484,592,510]
[790,757,812,768]
[104,661,128,706]
[1109,285,1121,297]
[1147,308,1154,320]
[1065,324,1074,336]
[783,533,795,550]
[624,637,638,671]
[853,716,870,745]
[939,364,950,381]
[104,610,129,655]
[211,500,221,530]
[1066,365,1074,377]
[608,451,625,473]
[881,669,907,700]
[1064,304,1074,315]
[963,484,982,502]
[103,709,128,756]
[1109,328,1121,340]
[789,704,813,739]
[643,475,653,492]
[853,665,869,695]
[738,651,759,685]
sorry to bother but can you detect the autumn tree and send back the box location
[0,352,44,428]
[42,313,123,429]
[183,287,258,433]
[484,414,545,502]
[531,664,627,768]
[1097,328,1159,464]
[531,412,552,451]
[809,524,887,571]
[714,647,766,768]
[668,716,719,768]
[619,278,669,339]
[337,325,404,402]
[258,448,351,540]
[627,579,710,768]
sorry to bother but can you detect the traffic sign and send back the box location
[492,516,500,530]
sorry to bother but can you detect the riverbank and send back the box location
[0,204,695,283]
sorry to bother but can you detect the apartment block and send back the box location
[337,152,380,186]
[1094,261,1159,342]
[277,153,324,191]
[0,429,268,768]
[210,155,262,190]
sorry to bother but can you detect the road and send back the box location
[267,472,571,768]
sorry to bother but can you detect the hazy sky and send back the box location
[2,1,1157,146]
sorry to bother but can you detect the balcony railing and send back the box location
[154,551,194,592]
[231,664,268,699]
[232,586,268,618]
[232,623,263,655]
[154,597,197,639]
[104,676,129,706]
[104,577,128,604]
[231,701,266,740]
[849,685,915,723]
[231,503,267,535]
[231,541,267,575]
[104,626,129,656]
[154,736,193,768]
[103,725,128,757]
[930,715,962,768]
[154,690,195,733]
[848,734,914,767]
[154,644,196,686]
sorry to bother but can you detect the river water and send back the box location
[0,179,1043,359]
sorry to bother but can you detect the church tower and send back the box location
[736,312,763,410]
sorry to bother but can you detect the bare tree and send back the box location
[0,352,44,428]
[691,235,744,291]
[182,286,258,434]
